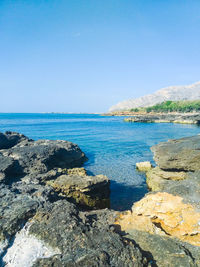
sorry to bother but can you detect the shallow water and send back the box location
[0,113,199,210]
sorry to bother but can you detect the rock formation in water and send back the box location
[116,135,200,266]
[124,113,200,124]
[0,131,147,267]
[109,81,200,112]
[1,131,200,266]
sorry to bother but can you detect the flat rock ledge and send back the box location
[0,131,148,267]
[124,113,200,124]
[116,135,200,266]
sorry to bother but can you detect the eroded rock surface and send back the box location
[116,134,200,266]
[146,167,187,191]
[47,174,110,209]
[151,135,200,171]
[116,192,200,247]
[126,230,200,267]
[0,131,31,149]
[0,131,148,266]
[29,201,146,267]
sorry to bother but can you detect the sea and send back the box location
[0,113,199,210]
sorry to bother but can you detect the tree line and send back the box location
[130,100,200,113]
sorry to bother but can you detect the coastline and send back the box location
[1,130,200,266]
[103,111,200,124]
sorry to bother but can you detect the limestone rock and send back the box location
[47,174,110,209]
[136,161,152,172]
[115,192,200,247]
[146,167,187,191]
[151,135,200,171]
[66,167,87,176]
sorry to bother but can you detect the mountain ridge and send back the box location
[109,81,200,112]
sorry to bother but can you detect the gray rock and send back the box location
[126,230,200,267]
[0,154,24,183]
[162,171,200,210]
[30,201,147,267]
[0,131,31,149]
[151,135,200,171]
[0,185,38,244]
[0,136,87,181]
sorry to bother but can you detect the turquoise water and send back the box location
[0,113,200,210]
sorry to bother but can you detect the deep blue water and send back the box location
[0,113,200,210]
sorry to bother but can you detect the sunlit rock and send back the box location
[115,192,200,247]
[136,161,152,172]
[146,167,187,191]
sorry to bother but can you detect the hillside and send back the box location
[109,81,200,112]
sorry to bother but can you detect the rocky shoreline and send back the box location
[103,111,200,124]
[123,113,200,124]
[0,131,146,266]
[0,131,200,266]
[116,135,200,266]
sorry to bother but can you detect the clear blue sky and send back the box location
[0,0,200,113]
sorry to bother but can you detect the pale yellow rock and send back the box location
[66,167,87,176]
[146,167,187,191]
[115,192,200,246]
[136,161,152,172]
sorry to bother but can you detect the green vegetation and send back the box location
[130,100,200,113]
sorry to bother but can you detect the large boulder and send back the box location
[115,192,200,247]
[0,134,87,180]
[146,167,187,191]
[47,173,110,209]
[151,135,200,171]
